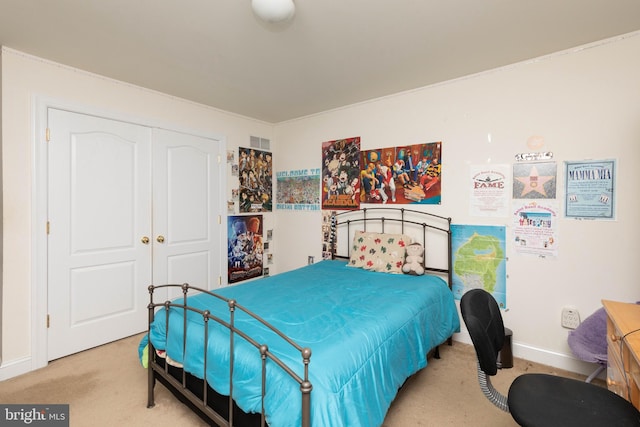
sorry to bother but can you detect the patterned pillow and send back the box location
[348,231,412,273]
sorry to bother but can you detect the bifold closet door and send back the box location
[47,109,153,360]
[151,128,223,301]
[47,111,224,361]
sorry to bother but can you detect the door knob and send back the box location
[141,236,150,244]
[156,235,165,243]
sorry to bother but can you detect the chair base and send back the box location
[508,373,640,427]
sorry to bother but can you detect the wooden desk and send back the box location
[602,300,640,410]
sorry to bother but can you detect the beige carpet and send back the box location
[0,334,599,426]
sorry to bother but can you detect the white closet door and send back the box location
[47,109,152,360]
[152,128,224,301]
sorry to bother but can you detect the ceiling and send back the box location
[1,1,639,123]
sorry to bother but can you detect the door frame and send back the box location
[32,95,227,370]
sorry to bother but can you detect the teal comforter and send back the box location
[147,260,460,427]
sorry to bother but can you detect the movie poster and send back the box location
[564,159,616,220]
[321,137,361,210]
[228,214,264,284]
[359,142,442,205]
[238,147,273,212]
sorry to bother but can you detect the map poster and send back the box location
[512,200,559,258]
[228,215,264,284]
[451,224,507,309]
[275,168,322,211]
[564,159,616,220]
[469,164,509,217]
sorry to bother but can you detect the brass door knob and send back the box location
[141,236,150,244]
[156,235,165,243]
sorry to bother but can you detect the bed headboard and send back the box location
[330,207,452,287]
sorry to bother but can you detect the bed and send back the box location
[142,207,460,426]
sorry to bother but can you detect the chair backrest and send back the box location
[460,288,505,376]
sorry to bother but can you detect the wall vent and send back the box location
[250,136,270,150]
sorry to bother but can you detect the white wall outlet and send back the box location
[561,307,581,329]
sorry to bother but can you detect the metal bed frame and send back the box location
[146,207,453,426]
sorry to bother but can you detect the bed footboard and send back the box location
[146,283,313,427]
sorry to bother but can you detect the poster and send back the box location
[564,159,616,220]
[469,164,509,217]
[360,142,442,205]
[512,201,559,258]
[276,168,321,211]
[228,215,264,283]
[512,161,557,199]
[238,147,273,212]
[451,224,507,308]
[321,137,361,210]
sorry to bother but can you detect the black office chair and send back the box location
[460,288,640,427]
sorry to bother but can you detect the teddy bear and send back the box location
[402,243,425,275]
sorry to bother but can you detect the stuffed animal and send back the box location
[402,243,425,275]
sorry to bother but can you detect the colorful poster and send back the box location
[228,215,264,283]
[512,201,559,258]
[469,164,510,217]
[564,159,616,220]
[321,137,361,210]
[512,161,557,199]
[360,142,442,205]
[238,147,273,212]
[451,224,507,308]
[276,168,321,211]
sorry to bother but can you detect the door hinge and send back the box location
[46,128,50,142]
[47,314,50,328]
[217,154,221,164]
[46,221,50,234]
[218,215,221,224]
[218,276,222,286]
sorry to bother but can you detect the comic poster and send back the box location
[360,141,442,204]
[512,161,557,199]
[321,137,361,210]
[564,159,616,220]
[275,168,321,211]
[238,147,273,212]
[228,215,264,284]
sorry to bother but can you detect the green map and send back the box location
[451,224,507,308]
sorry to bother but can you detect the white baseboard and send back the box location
[0,356,33,381]
[453,333,606,380]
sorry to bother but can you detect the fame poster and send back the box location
[469,165,509,217]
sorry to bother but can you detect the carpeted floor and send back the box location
[0,334,598,426]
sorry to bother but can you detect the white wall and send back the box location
[0,47,273,379]
[2,31,638,380]
[273,32,640,374]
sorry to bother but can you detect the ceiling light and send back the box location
[251,0,295,23]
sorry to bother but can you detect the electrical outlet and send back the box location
[308,256,315,265]
[561,307,581,329]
